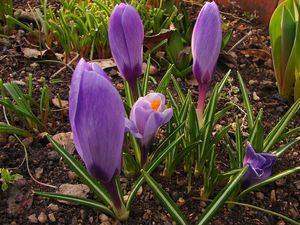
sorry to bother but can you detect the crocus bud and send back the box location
[242,142,277,187]
[108,3,144,95]
[69,58,127,218]
[191,1,222,124]
[125,93,173,165]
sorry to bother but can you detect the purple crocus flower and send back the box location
[242,142,277,187]
[69,58,126,215]
[108,3,144,96]
[191,1,222,125]
[125,93,173,165]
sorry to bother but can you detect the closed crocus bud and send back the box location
[242,142,277,187]
[191,1,222,125]
[125,93,173,165]
[109,3,144,96]
[69,58,128,219]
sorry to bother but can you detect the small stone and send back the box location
[214,124,222,131]
[48,151,60,160]
[34,167,43,179]
[123,195,129,203]
[28,214,38,223]
[47,203,59,211]
[256,192,264,200]
[48,213,56,222]
[30,62,39,68]
[176,197,185,206]
[275,178,286,187]
[200,201,207,208]
[231,122,236,132]
[10,222,17,225]
[248,80,258,85]
[89,217,93,223]
[270,189,276,202]
[22,137,33,147]
[292,151,299,157]
[100,222,111,225]
[80,209,85,219]
[57,184,90,204]
[68,171,78,180]
[289,208,299,219]
[137,186,143,196]
[38,212,48,223]
[8,135,17,145]
[294,180,300,190]
[253,92,260,101]
[99,214,109,222]
[0,134,8,146]
[277,220,286,225]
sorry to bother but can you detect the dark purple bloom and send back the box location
[125,93,173,165]
[191,1,222,123]
[108,3,144,93]
[242,142,277,186]
[69,58,125,211]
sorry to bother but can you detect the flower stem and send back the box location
[104,179,129,221]
[196,84,208,127]
[129,79,137,101]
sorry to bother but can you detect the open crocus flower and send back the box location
[108,3,144,95]
[69,58,127,219]
[242,142,277,187]
[191,1,222,125]
[125,93,173,165]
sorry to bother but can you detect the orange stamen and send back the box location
[151,99,161,111]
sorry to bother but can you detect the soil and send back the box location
[0,1,299,225]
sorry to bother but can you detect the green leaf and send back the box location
[141,170,187,225]
[196,166,248,225]
[222,30,233,51]
[142,56,151,96]
[264,98,300,151]
[156,64,173,94]
[0,123,31,137]
[33,191,114,217]
[237,72,254,130]
[126,134,184,209]
[47,135,111,206]
[238,166,300,199]
[274,137,300,156]
[249,109,264,152]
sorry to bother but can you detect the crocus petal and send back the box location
[109,3,144,82]
[143,93,166,112]
[161,108,173,124]
[125,118,143,138]
[71,70,124,184]
[242,142,277,186]
[192,1,222,84]
[141,112,164,147]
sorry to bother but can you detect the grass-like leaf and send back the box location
[33,191,114,217]
[141,170,187,225]
[196,166,248,225]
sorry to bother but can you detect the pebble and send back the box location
[99,214,109,222]
[137,186,143,196]
[68,171,78,180]
[277,220,286,225]
[200,201,207,208]
[0,134,7,146]
[275,178,286,187]
[255,192,264,200]
[57,184,90,204]
[248,80,258,85]
[38,212,48,223]
[30,62,39,68]
[294,180,300,190]
[28,214,38,223]
[48,213,56,222]
[22,137,33,147]
[289,208,299,219]
[176,197,185,206]
[253,92,260,101]
[34,167,43,179]
[48,151,60,160]
[47,203,59,211]
[270,189,276,202]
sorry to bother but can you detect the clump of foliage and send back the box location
[0,168,22,191]
[270,0,300,101]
